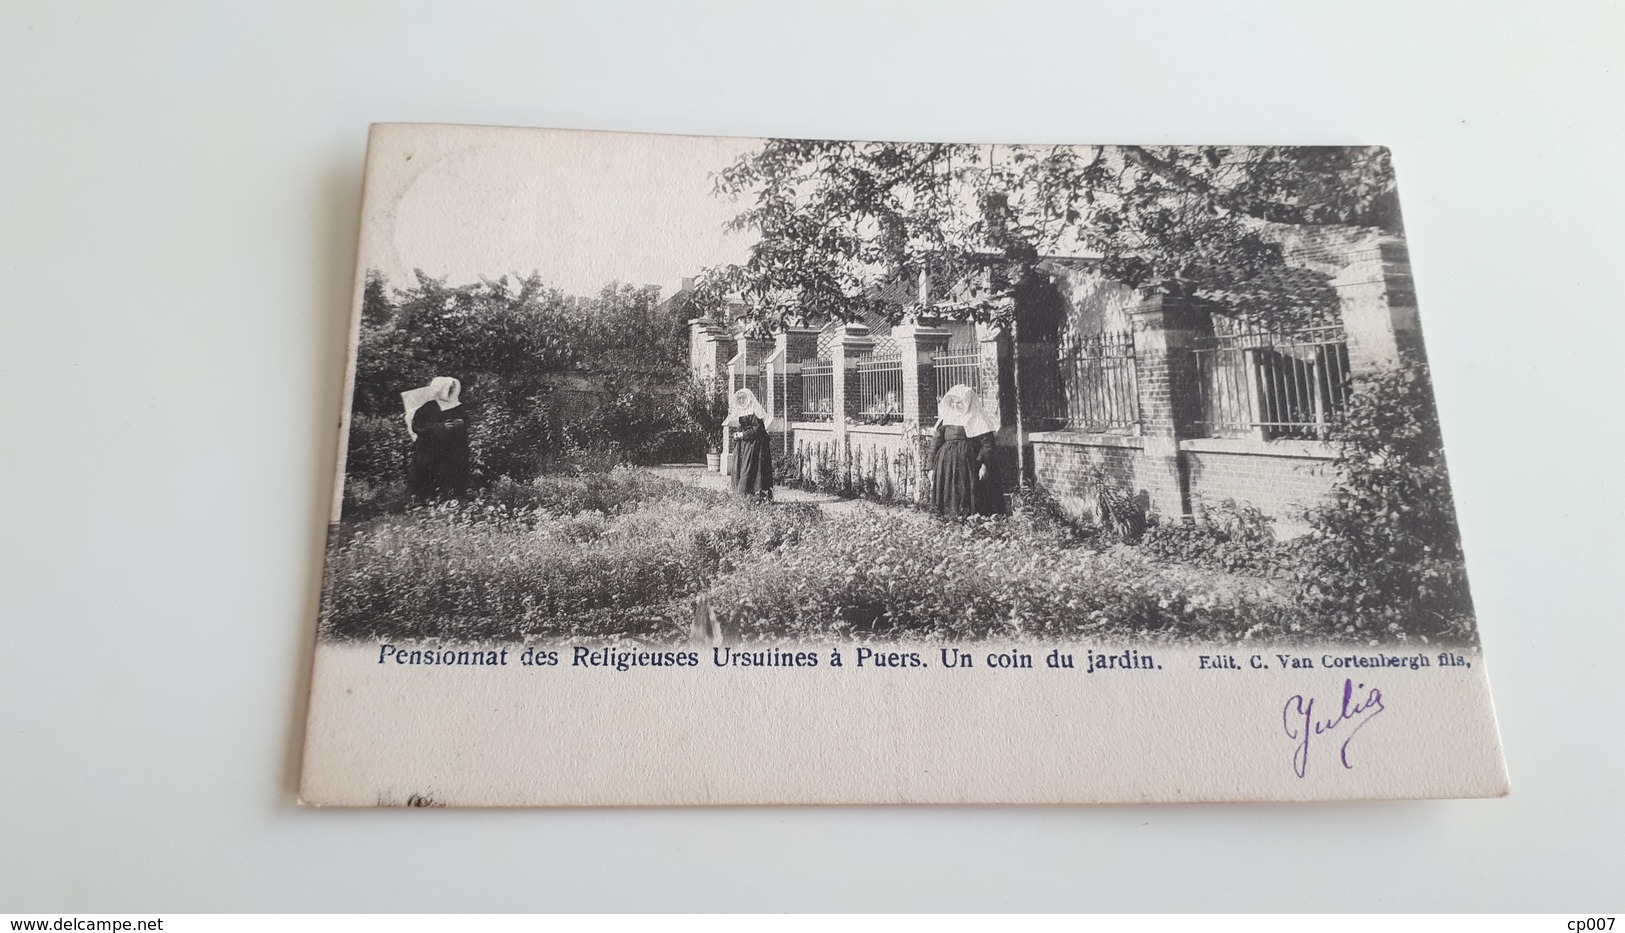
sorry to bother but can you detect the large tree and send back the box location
[695,142,1397,333]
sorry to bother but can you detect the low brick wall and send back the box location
[787,422,838,459]
[783,422,926,501]
[1030,431,1338,537]
[1181,438,1336,537]
[1029,431,1147,520]
[844,423,916,461]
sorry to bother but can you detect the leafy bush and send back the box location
[1068,466,1148,543]
[340,475,409,519]
[1140,497,1291,577]
[340,414,414,518]
[321,476,819,642]
[342,413,409,489]
[976,486,1101,548]
[679,376,730,454]
[704,506,1303,643]
[565,384,697,467]
[467,397,553,483]
[1293,360,1475,640]
[346,272,694,489]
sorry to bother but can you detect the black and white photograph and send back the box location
[298,125,1506,807]
[323,130,1475,650]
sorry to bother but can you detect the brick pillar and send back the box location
[769,329,817,464]
[688,318,733,467]
[974,322,1011,434]
[761,344,785,461]
[831,323,873,451]
[1332,235,1422,376]
[971,321,1023,495]
[723,354,738,473]
[720,331,772,475]
[773,328,822,423]
[892,323,952,428]
[688,317,731,382]
[893,323,951,502]
[733,332,774,399]
[1129,294,1209,519]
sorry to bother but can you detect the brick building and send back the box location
[687,226,1420,536]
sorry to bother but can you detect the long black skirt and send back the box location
[731,436,773,498]
[931,437,995,517]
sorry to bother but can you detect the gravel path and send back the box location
[646,464,897,517]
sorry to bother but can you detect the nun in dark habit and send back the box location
[401,376,472,501]
[725,387,773,500]
[924,383,999,518]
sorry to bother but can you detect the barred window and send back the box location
[1194,324,1352,440]
[1058,330,1139,432]
[855,355,904,424]
[799,360,834,421]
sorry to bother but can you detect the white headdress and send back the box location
[401,376,462,440]
[723,387,771,428]
[936,384,996,438]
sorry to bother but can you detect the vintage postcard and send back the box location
[299,123,1508,806]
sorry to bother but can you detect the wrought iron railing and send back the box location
[1193,324,1352,439]
[1058,330,1139,432]
[798,360,835,421]
[855,354,904,424]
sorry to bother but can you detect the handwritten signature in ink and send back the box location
[1283,679,1386,779]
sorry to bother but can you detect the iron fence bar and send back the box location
[799,360,835,422]
[1057,330,1139,432]
[1192,326,1353,438]
[855,355,905,422]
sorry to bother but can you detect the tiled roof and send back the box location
[1196,262,1340,329]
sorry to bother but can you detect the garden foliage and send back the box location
[678,376,730,454]
[693,143,1394,335]
[324,468,1323,646]
[323,469,817,642]
[704,509,1301,643]
[341,272,706,513]
[1294,360,1474,639]
[325,360,1474,646]
[1140,498,1288,576]
[1129,360,1475,640]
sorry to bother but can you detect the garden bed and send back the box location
[321,468,814,642]
[319,466,1451,646]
